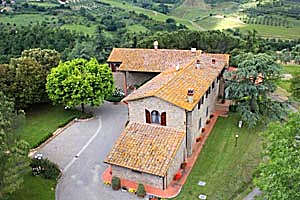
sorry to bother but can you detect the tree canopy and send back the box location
[0,49,60,109]
[46,58,114,112]
[0,92,29,199]
[255,112,300,199]
[290,71,300,101]
[225,53,286,127]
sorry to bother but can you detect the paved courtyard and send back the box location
[36,102,143,200]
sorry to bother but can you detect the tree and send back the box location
[7,57,45,109]
[290,71,300,101]
[0,92,29,199]
[46,58,114,112]
[225,53,286,128]
[255,112,300,199]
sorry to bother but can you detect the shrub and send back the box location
[105,88,125,102]
[136,183,146,197]
[206,119,210,124]
[111,176,121,190]
[201,128,206,133]
[30,158,61,179]
[210,114,214,119]
[229,104,237,112]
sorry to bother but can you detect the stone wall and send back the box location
[125,71,158,89]
[111,137,186,190]
[113,72,126,91]
[166,137,186,187]
[186,77,221,156]
[128,96,186,131]
[112,165,164,189]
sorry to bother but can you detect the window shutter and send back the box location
[161,112,166,126]
[145,109,151,123]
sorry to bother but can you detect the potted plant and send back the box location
[180,162,187,169]
[173,171,182,181]
[209,114,214,119]
[201,128,206,133]
[136,183,146,198]
[206,119,210,124]
[111,176,121,190]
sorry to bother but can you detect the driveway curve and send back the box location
[37,102,141,200]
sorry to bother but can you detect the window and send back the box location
[198,101,201,110]
[146,110,166,125]
[212,81,215,89]
[201,96,204,104]
[198,118,202,130]
[206,107,209,117]
[151,110,160,124]
[208,87,211,94]
[205,91,208,98]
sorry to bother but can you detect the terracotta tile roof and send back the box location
[107,48,202,72]
[104,122,185,177]
[123,53,230,111]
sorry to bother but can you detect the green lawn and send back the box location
[276,64,300,93]
[19,104,87,149]
[8,172,57,200]
[282,64,300,76]
[7,104,87,200]
[174,114,262,200]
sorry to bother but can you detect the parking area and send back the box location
[35,102,142,200]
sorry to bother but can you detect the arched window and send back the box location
[151,110,160,124]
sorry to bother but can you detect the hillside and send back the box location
[0,0,299,39]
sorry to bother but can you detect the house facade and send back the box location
[105,45,230,190]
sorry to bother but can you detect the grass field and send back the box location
[99,0,198,30]
[195,16,244,30]
[173,114,262,200]
[239,24,300,39]
[8,172,56,200]
[19,104,86,148]
[61,24,97,35]
[127,24,150,33]
[28,2,60,7]
[0,14,57,25]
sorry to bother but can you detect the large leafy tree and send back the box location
[225,53,286,127]
[0,92,29,199]
[46,58,114,112]
[290,71,300,101]
[0,49,60,109]
[7,57,44,109]
[255,112,300,199]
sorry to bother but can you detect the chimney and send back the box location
[187,88,194,103]
[196,59,201,69]
[175,64,180,71]
[191,48,196,53]
[212,58,216,64]
[153,41,159,50]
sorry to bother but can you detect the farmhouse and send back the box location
[104,44,230,190]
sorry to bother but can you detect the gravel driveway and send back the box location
[36,102,141,200]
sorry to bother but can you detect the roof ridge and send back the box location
[153,59,195,97]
